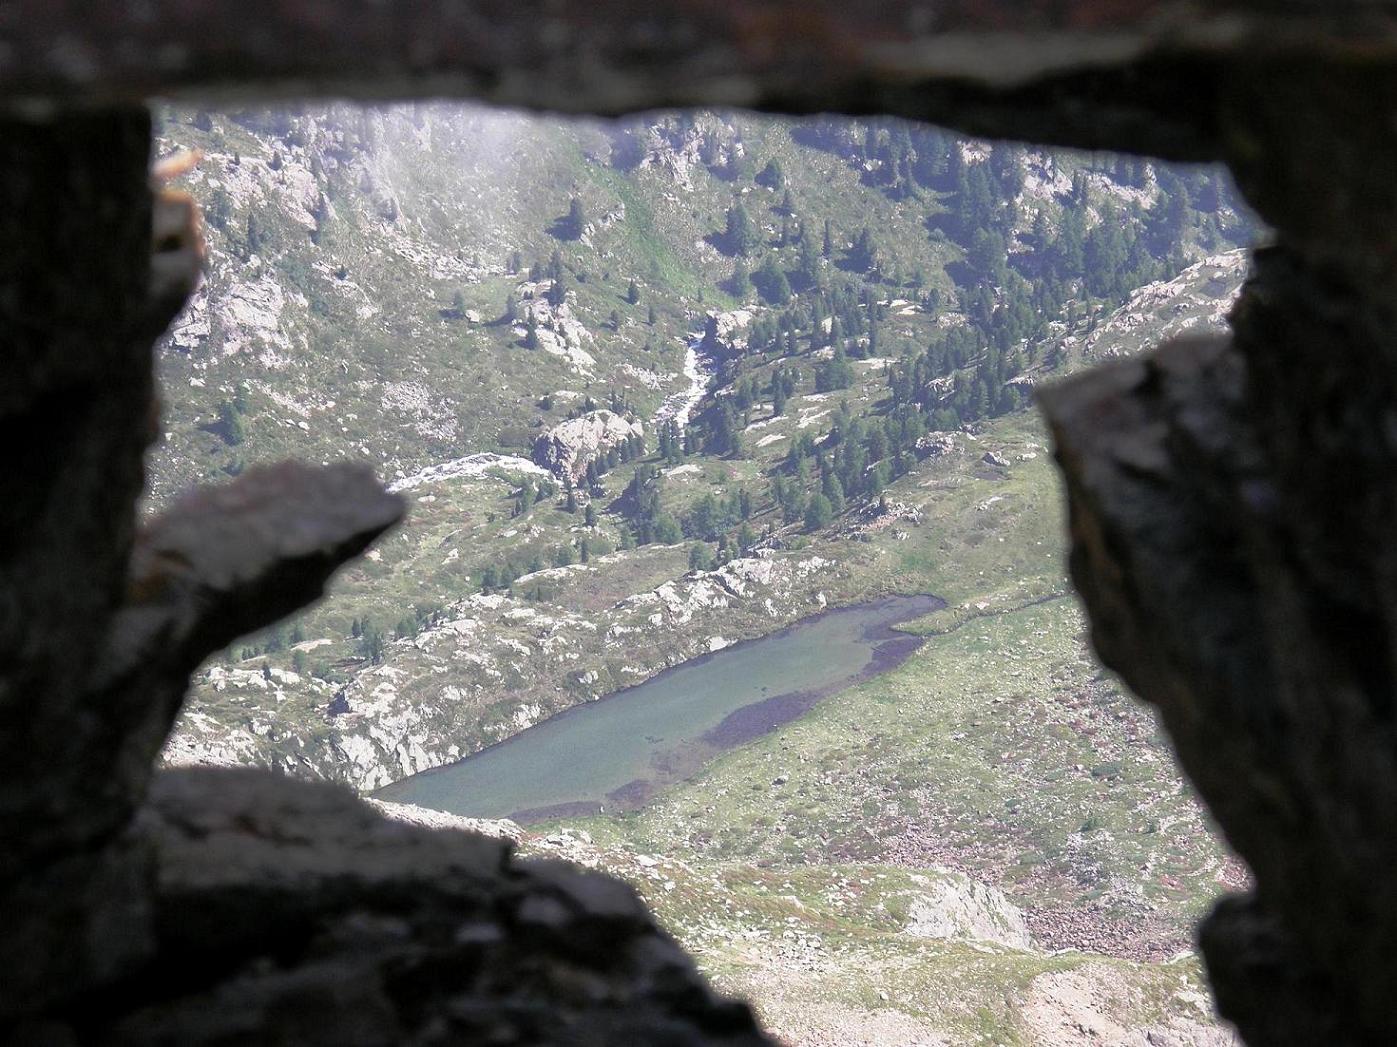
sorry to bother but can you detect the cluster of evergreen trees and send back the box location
[578,431,645,489]
[613,462,761,556]
[687,524,760,573]
[494,123,1255,587]
[709,127,1249,445]
[478,538,596,593]
[683,488,754,541]
[770,401,925,529]
[511,475,560,518]
[618,464,683,545]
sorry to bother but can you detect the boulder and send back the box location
[533,409,643,482]
[917,432,958,457]
[52,768,766,1046]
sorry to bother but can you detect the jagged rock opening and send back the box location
[2,4,1395,1044]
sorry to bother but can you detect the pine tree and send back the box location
[246,213,263,256]
[968,227,1008,285]
[627,279,640,305]
[217,400,245,446]
[754,255,792,305]
[723,203,758,257]
[360,627,386,665]
[849,227,879,273]
[655,515,682,544]
[546,271,567,308]
[804,494,834,531]
[561,196,586,239]
[728,260,750,297]
[797,238,821,291]
[823,472,846,515]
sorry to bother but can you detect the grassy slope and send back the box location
[154,103,1249,1042]
[519,829,1223,1044]
[577,413,1234,935]
[538,412,1239,1042]
[164,104,1249,808]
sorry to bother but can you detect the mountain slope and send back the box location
[149,101,1251,1046]
[154,103,1251,790]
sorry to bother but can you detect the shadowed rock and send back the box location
[0,1,1391,163]
[5,3,1397,1044]
[21,767,767,1046]
[1039,248,1397,1041]
[95,461,405,813]
[0,96,771,1045]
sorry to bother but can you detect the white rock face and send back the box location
[625,114,742,192]
[700,308,755,358]
[512,284,597,374]
[1035,250,1248,375]
[901,871,1033,950]
[1020,964,1241,1047]
[389,452,550,493]
[917,432,960,457]
[367,799,523,842]
[380,380,458,442]
[533,409,644,481]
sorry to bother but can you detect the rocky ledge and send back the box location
[8,767,768,1046]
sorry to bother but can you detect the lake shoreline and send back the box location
[374,592,944,823]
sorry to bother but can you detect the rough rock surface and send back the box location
[7,767,763,1045]
[533,409,644,482]
[1038,198,1397,1040]
[1020,963,1239,1047]
[7,4,1397,1046]
[0,1,1368,166]
[0,104,769,1044]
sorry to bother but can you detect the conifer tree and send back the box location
[723,203,758,257]
[754,255,792,305]
[562,196,586,239]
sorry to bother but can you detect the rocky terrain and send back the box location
[165,244,1247,793]
[149,101,1254,1044]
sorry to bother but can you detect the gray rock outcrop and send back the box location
[80,767,765,1046]
[6,4,1397,1045]
[533,409,643,482]
[0,106,766,1044]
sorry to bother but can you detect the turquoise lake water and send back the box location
[373,594,941,821]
